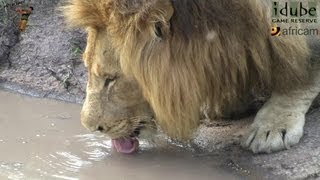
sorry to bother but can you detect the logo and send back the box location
[273,1,317,17]
[272,1,318,24]
[271,26,281,36]
[271,1,319,36]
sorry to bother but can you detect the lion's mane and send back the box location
[64,0,311,140]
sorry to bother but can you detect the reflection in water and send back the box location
[51,175,78,180]
[28,133,191,180]
[75,134,112,161]
[0,162,24,180]
[55,152,91,171]
[29,133,112,179]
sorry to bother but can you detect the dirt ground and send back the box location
[0,0,87,103]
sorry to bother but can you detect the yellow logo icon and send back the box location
[271,27,281,36]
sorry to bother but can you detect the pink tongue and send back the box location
[112,138,139,154]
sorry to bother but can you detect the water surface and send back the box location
[0,90,243,180]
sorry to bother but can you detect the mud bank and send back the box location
[0,0,87,103]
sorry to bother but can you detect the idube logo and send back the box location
[272,1,318,23]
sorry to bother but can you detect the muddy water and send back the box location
[0,90,241,180]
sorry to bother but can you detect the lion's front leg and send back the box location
[242,76,320,153]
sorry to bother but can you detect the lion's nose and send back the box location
[97,126,104,132]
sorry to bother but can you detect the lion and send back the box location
[63,0,320,154]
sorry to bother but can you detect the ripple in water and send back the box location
[1,132,193,180]
[0,162,24,180]
[54,152,92,172]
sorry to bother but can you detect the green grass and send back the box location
[0,0,9,24]
[70,39,83,59]
[71,45,82,58]
[0,0,9,8]
[0,0,25,8]
[0,0,24,25]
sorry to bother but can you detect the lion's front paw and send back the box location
[241,115,304,153]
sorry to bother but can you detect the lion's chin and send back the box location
[112,138,139,154]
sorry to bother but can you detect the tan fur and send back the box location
[78,25,154,139]
[63,0,312,140]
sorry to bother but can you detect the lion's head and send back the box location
[63,0,310,151]
[62,12,155,153]
[80,27,154,137]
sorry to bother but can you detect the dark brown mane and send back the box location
[63,0,311,140]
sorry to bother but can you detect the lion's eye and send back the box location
[155,22,163,38]
[104,77,116,88]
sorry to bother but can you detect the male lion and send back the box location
[63,0,320,154]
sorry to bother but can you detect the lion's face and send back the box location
[80,28,154,139]
[63,0,197,139]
